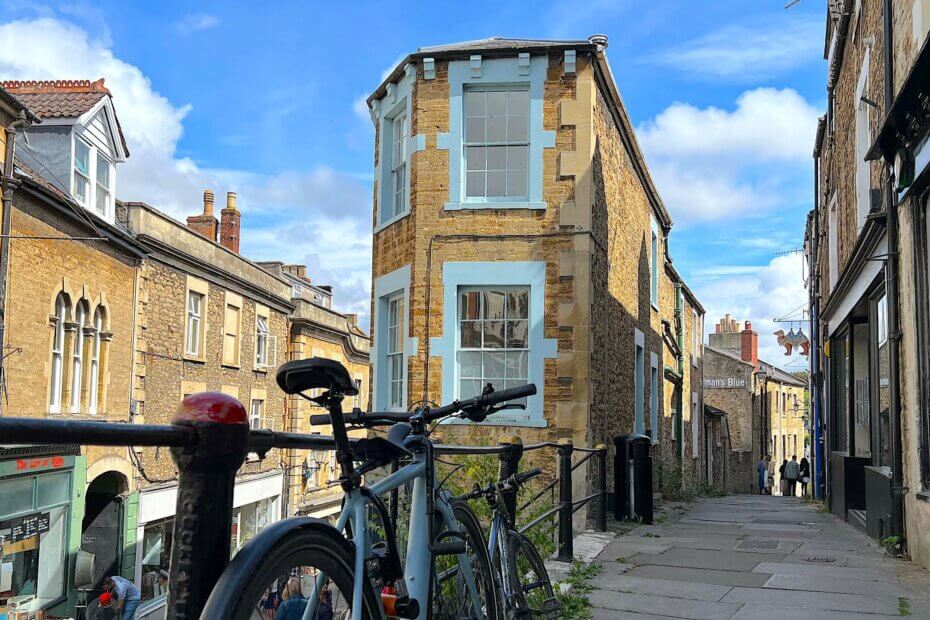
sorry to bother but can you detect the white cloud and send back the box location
[0,17,374,325]
[651,18,822,82]
[636,87,820,226]
[174,13,219,35]
[697,253,809,369]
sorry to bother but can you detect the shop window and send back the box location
[852,323,871,458]
[140,518,172,602]
[49,293,69,413]
[876,292,892,467]
[833,332,850,453]
[231,498,275,555]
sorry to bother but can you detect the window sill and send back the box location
[222,362,241,370]
[651,303,659,312]
[444,201,546,211]
[184,354,206,364]
[441,415,548,428]
[374,210,410,233]
[253,366,269,374]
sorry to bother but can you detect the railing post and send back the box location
[557,438,574,562]
[168,392,249,620]
[498,435,524,521]
[596,443,608,532]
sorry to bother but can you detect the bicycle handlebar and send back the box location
[308,383,537,427]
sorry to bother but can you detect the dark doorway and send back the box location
[81,471,128,587]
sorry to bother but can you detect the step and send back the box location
[847,509,867,533]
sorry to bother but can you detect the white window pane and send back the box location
[75,141,89,174]
[508,146,527,171]
[483,290,506,320]
[95,187,109,213]
[465,116,485,143]
[458,351,482,378]
[487,91,508,116]
[466,171,485,197]
[74,176,88,203]
[465,91,485,117]
[390,379,403,408]
[507,89,529,113]
[505,351,528,379]
[486,117,506,142]
[506,320,528,349]
[460,379,482,400]
[507,116,528,142]
[466,146,486,171]
[96,154,109,185]
[483,351,506,385]
[486,146,507,171]
[486,171,506,196]
[506,290,528,319]
[507,170,527,197]
[460,320,481,348]
[484,320,504,348]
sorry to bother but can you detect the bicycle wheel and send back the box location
[201,518,380,620]
[432,501,499,620]
[505,531,559,618]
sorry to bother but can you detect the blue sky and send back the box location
[0,0,825,366]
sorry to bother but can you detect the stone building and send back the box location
[808,0,930,569]
[0,80,146,616]
[363,35,705,506]
[705,316,808,495]
[257,261,371,519]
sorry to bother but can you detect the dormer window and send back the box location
[71,135,115,220]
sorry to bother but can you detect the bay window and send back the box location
[71,137,114,220]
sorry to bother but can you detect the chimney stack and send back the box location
[220,191,241,253]
[187,189,218,241]
[741,320,759,370]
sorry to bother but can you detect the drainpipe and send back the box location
[811,157,825,499]
[882,0,905,539]
[0,111,31,415]
[675,283,684,461]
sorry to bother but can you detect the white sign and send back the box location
[704,377,746,389]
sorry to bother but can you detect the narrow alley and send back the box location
[588,496,930,619]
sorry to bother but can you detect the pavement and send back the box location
[584,494,930,619]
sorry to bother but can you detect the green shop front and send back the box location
[0,446,83,620]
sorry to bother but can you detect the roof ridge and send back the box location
[1,78,111,95]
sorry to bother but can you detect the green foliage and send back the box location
[555,562,603,619]
[899,597,911,616]
[881,535,906,558]
[654,459,727,501]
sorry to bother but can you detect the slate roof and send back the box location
[417,37,592,54]
[1,79,109,118]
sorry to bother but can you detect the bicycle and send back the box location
[201,357,537,620]
[459,468,559,618]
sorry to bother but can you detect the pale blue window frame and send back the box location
[650,352,659,443]
[438,56,554,211]
[634,329,645,434]
[372,265,418,411]
[431,261,557,427]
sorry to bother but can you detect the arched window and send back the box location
[71,300,88,413]
[49,293,70,413]
[88,306,105,414]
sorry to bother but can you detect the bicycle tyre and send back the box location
[505,531,559,618]
[200,517,380,620]
[432,500,500,620]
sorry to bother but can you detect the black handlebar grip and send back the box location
[480,383,537,406]
[308,414,333,426]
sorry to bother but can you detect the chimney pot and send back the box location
[203,189,215,215]
[220,192,241,253]
[226,191,237,211]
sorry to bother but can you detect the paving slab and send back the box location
[589,573,733,602]
[721,586,903,615]
[751,560,895,582]
[763,572,906,596]
[626,565,771,588]
[730,605,904,620]
[587,590,742,620]
[627,547,784,572]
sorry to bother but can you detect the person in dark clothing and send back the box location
[778,459,789,496]
[799,457,811,497]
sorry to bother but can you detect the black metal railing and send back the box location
[0,399,609,620]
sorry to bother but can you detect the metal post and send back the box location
[497,435,523,522]
[168,392,249,620]
[557,438,574,562]
[595,443,608,532]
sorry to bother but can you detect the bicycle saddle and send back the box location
[276,357,358,395]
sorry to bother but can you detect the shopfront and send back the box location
[134,471,283,604]
[0,448,80,620]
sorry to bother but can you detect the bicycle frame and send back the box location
[303,436,481,620]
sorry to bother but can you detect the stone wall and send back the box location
[5,189,139,484]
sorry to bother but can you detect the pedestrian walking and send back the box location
[102,576,141,620]
[799,456,811,497]
[758,455,770,494]
[784,455,800,497]
[767,457,776,495]
[274,577,307,620]
[779,459,788,496]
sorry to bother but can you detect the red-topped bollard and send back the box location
[168,392,250,620]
